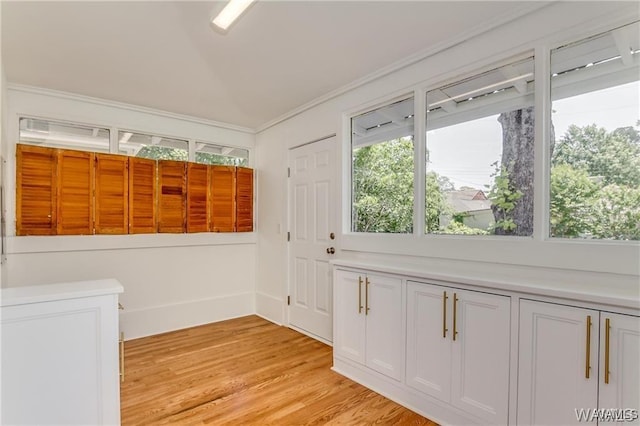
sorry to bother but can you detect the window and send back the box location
[351,97,415,233]
[426,56,535,236]
[550,22,640,240]
[19,118,110,153]
[195,142,249,166]
[118,131,188,161]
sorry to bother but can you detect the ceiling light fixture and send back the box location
[212,0,256,31]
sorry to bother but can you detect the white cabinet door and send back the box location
[406,282,451,400]
[518,300,599,426]
[334,270,366,364]
[599,312,640,425]
[450,289,510,425]
[365,274,403,380]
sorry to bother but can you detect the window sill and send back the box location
[6,232,256,255]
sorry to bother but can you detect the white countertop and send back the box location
[1,279,124,307]
[331,259,640,311]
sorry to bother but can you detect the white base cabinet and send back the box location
[1,279,123,426]
[334,270,403,380]
[518,300,640,426]
[332,261,639,426]
[406,281,510,425]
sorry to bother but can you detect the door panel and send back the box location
[333,270,366,363]
[365,274,403,380]
[518,300,599,426]
[450,289,510,424]
[288,137,336,342]
[599,312,640,425]
[406,282,452,399]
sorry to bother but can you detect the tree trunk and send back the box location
[494,107,535,235]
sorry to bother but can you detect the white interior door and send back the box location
[288,136,336,343]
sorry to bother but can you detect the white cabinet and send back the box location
[334,269,403,380]
[406,281,510,425]
[1,279,123,425]
[518,300,640,426]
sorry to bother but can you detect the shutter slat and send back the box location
[16,144,57,235]
[236,167,254,232]
[210,166,236,232]
[129,157,157,234]
[187,163,209,233]
[158,160,186,233]
[95,153,128,234]
[57,149,94,235]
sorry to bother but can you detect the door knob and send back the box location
[326,247,335,254]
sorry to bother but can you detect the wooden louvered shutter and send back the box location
[57,149,94,235]
[95,153,128,234]
[187,163,209,233]
[236,167,254,232]
[129,157,157,234]
[210,165,236,232]
[158,160,186,233]
[16,144,57,236]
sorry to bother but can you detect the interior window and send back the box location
[426,56,535,236]
[550,21,640,240]
[195,142,249,166]
[118,131,188,161]
[19,118,110,153]
[351,97,415,233]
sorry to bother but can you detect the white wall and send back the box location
[0,1,6,288]
[4,87,257,339]
[255,2,640,324]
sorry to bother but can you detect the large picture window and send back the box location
[550,22,640,240]
[426,56,535,236]
[351,97,415,233]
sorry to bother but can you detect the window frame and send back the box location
[341,21,639,276]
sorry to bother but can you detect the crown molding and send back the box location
[7,83,256,135]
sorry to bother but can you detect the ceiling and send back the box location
[2,1,546,130]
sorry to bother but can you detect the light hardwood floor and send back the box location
[120,315,436,425]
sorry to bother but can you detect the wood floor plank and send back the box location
[120,315,437,425]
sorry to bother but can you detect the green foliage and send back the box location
[426,171,453,233]
[137,145,188,161]
[487,162,522,233]
[352,137,415,233]
[552,124,640,187]
[195,152,246,166]
[549,164,598,237]
[550,124,640,240]
[588,184,640,240]
[442,221,489,235]
[136,146,246,166]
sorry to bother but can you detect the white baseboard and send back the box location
[332,357,480,426]
[255,291,284,325]
[119,292,255,340]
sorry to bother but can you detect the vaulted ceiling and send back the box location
[2,1,546,130]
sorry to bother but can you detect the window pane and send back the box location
[351,97,414,233]
[426,56,535,236]
[550,22,640,240]
[19,118,110,153]
[195,142,248,166]
[119,131,188,161]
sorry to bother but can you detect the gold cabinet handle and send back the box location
[365,277,370,315]
[453,293,459,341]
[120,331,125,383]
[442,291,448,338]
[586,315,592,379]
[358,276,363,314]
[605,317,611,384]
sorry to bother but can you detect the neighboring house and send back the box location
[442,188,495,231]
